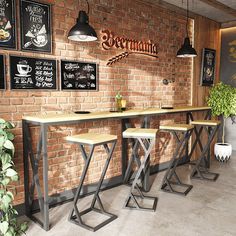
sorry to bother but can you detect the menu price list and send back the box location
[10,55,57,90]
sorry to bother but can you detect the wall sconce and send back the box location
[68,0,97,42]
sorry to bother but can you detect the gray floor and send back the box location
[24,152,236,236]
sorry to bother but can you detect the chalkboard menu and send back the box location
[0,0,16,49]
[61,60,97,90]
[10,55,57,90]
[200,48,216,86]
[20,0,52,53]
[0,55,5,89]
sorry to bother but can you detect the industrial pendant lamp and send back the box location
[177,0,197,57]
[68,0,97,42]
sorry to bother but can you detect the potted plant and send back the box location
[207,82,236,162]
[0,119,28,236]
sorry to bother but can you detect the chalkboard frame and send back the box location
[60,60,98,91]
[9,55,58,90]
[0,0,17,49]
[0,54,6,90]
[19,0,52,53]
[200,48,216,86]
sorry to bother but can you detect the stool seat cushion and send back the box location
[190,120,220,126]
[123,128,158,139]
[160,124,194,131]
[65,133,117,145]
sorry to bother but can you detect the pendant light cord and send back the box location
[186,0,189,37]
[78,0,90,14]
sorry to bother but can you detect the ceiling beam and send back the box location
[199,0,236,18]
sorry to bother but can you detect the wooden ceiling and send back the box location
[151,0,236,28]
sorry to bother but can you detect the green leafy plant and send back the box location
[0,119,27,236]
[207,82,236,143]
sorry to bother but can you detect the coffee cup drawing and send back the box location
[17,64,32,76]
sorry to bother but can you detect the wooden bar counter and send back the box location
[22,106,210,231]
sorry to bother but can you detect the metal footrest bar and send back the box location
[161,181,193,196]
[69,207,117,232]
[124,193,158,212]
[191,169,219,181]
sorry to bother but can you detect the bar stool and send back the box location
[159,124,194,196]
[122,128,158,211]
[190,120,221,181]
[65,133,117,232]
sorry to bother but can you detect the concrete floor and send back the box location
[24,151,236,236]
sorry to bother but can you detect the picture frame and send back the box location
[60,60,98,91]
[0,0,17,49]
[0,54,5,89]
[20,0,52,53]
[10,55,57,90]
[200,48,216,86]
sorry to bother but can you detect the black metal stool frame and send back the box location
[124,136,158,211]
[68,140,117,232]
[160,128,193,196]
[190,124,220,181]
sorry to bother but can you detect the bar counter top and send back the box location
[22,106,210,124]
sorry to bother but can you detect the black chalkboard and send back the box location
[0,0,17,49]
[10,55,57,90]
[200,48,216,86]
[61,60,98,90]
[0,55,5,89]
[20,0,52,53]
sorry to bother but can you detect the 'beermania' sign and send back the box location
[101,29,158,66]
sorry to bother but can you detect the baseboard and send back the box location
[16,156,189,216]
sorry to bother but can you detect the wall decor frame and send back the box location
[200,48,216,86]
[0,0,17,49]
[0,54,5,89]
[61,60,98,91]
[20,0,52,53]
[10,55,57,90]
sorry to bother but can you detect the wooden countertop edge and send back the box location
[22,106,210,123]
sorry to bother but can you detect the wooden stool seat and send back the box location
[123,128,158,139]
[160,124,194,131]
[190,120,220,126]
[65,133,117,145]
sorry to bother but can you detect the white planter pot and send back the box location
[214,143,232,162]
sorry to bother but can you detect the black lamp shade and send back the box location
[68,11,97,42]
[177,37,197,58]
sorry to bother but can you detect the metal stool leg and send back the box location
[69,141,117,232]
[161,129,193,196]
[191,125,220,181]
[124,137,158,211]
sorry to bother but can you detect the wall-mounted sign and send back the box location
[0,54,5,89]
[20,0,52,53]
[200,48,216,86]
[0,0,17,49]
[10,55,57,90]
[101,29,158,66]
[220,28,236,87]
[61,60,97,91]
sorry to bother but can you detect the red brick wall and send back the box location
[0,0,193,204]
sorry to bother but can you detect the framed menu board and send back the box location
[200,48,216,86]
[20,0,52,53]
[10,55,57,90]
[0,55,5,89]
[61,60,98,91]
[0,0,17,49]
